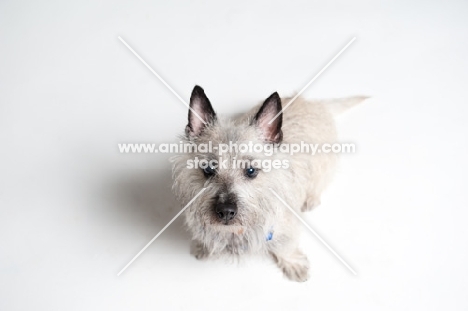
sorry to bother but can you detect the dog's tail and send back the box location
[325,96,370,116]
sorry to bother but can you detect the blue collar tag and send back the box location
[266,229,274,241]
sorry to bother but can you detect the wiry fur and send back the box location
[172,87,366,282]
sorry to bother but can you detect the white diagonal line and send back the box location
[268,37,356,124]
[117,187,206,276]
[269,188,357,275]
[118,36,206,124]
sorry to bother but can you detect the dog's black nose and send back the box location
[215,203,237,223]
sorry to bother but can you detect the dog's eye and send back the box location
[245,167,258,178]
[203,165,216,177]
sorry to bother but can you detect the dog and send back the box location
[172,85,366,281]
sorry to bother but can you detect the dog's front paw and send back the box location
[272,249,310,282]
[190,241,210,260]
[281,257,310,282]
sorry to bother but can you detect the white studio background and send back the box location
[1,0,468,310]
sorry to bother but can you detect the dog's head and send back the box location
[172,86,291,252]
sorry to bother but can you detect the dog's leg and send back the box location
[301,194,321,212]
[301,173,324,212]
[301,150,338,212]
[190,240,210,260]
[270,248,310,282]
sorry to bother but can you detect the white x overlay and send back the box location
[117,35,357,276]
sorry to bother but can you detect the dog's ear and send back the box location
[186,85,216,137]
[252,92,283,143]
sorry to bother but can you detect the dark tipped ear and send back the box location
[252,92,283,143]
[186,85,216,137]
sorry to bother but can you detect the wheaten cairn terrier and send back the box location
[172,86,366,281]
